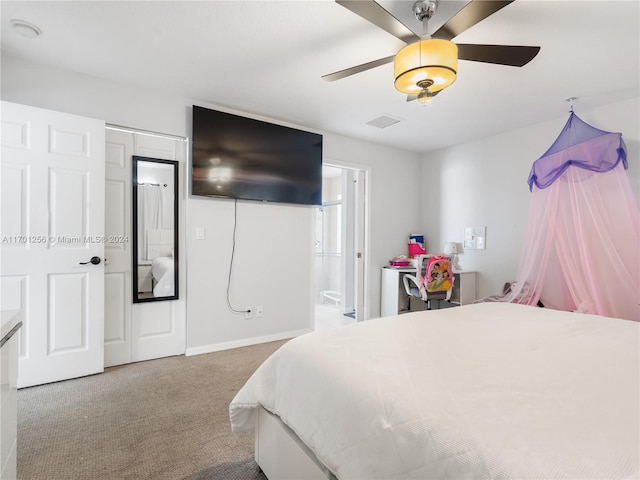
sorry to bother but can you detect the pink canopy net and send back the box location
[501,112,640,321]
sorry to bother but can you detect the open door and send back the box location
[315,164,368,328]
[1,101,105,388]
[353,168,367,322]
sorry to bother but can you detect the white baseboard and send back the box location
[185,328,312,357]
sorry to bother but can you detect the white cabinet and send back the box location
[1,310,21,480]
[381,267,476,317]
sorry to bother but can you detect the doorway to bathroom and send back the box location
[315,164,367,330]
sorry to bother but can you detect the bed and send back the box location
[151,256,174,297]
[229,303,639,480]
[146,229,175,297]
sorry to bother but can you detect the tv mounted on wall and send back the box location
[191,105,323,206]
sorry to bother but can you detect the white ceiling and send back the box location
[1,1,638,153]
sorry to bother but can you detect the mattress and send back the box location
[230,303,639,480]
[151,256,174,297]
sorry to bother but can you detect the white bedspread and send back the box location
[151,256,174,297]
[230,303,639,480]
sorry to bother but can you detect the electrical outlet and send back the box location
[256,306,263,318]
[245,308,253,319]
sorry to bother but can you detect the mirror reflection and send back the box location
[132,156,179,302]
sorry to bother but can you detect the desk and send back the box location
[1,310,21,480]
[381,267,476,317]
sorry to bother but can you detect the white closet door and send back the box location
[104,128,186,367]
[104,130,134,367]
[1,101,105,388]
[131,134,186,363]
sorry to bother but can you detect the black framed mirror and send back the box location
[132,156,179,302]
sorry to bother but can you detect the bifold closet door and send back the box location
[104,128,186,367]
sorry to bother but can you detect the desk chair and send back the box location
[402,255,454,310]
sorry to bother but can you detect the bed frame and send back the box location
[255,406,336,480]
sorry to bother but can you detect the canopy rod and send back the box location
[565,96,578,113]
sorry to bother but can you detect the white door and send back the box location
[354,169,367,321]
[316,164,368,324]
[0,101,105,388]
[103,129,134,366]
[104,127,186,367]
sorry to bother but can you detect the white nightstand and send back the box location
[1,310,21,480]
[137,263,153,293]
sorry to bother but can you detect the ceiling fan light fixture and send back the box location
[394,39,457,94]
[417,80,435,106]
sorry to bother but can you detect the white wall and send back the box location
[5,55,636,348]
[421,96,640,300]
[1,54,422,353]
[323,133,425,317]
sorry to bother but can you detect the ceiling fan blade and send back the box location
[433,1,514,41]
[457,44,540,67]
[322,55,395,82]
[336,0,420,44]
[407,91,441,102]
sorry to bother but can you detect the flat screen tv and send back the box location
[191,106,322,206]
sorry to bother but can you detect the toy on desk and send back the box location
[389,255,410,267]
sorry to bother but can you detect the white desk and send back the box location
[381,267,477,317]
[1,310,21,480]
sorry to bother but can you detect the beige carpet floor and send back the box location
[17,339,288,480]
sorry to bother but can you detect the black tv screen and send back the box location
[191,106,322,206]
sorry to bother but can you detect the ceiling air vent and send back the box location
[366,115,402,129]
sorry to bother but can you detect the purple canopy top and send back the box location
[527,112,627,191]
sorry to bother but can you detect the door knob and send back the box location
[79,256,101,265]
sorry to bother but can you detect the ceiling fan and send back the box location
[322,0,540,104]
